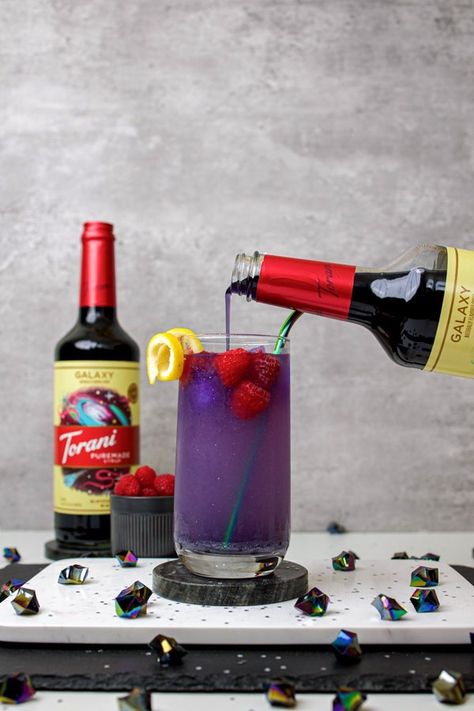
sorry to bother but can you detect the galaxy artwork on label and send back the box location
[58,387,132,494]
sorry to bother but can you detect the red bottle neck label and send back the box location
[256,255,356,320]
[80,222,116,307]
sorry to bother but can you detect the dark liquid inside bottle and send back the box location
[349,268,446,368]
[232,264,447,369]
[54,306,139,549]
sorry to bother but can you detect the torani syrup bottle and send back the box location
[231,245,474,378]
[48,222,139,559]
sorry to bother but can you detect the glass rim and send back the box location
[193,332,290,343]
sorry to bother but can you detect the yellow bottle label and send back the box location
[424,247,474,377]
[54,360,140,515]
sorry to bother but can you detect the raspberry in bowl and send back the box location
[110,466,176,558]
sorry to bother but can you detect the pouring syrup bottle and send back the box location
[47,222,140,560]
[230,245,474,378]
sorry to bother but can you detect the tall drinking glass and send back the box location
[174,334,290,578]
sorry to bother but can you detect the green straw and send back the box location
[222,413,268,548]
[273,310,302,354]
[222,309,303,547]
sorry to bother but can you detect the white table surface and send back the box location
[0,530,472,711]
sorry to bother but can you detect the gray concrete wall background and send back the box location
[1,0,473,531]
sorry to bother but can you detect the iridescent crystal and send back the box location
[148,634,188,666]
[419,552,440,561]
[115,581,152,619]
[371,594,407,621]
[115,551,138,567]
[432,670,466,705]
[0,579,24,602]
[117,687,152,711]
[332,687,367,711]
[332,551,356,572]
[266,678,296,707]
[391,551,409,560]
[3,547,21,563]
[327,521,347,534]
[295,586,330,617]
[58,564,89,585]
[0,673,36,704]
[348,550,360,560]
[11,588,40,616]
[410,588,440,613]
[410,566,439,587]
[331,629,362,664]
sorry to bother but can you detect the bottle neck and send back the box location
[79,222,117,312]
[231,252,356,320]
[78,306,117,325]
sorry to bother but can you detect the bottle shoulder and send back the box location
[55,319,139,362]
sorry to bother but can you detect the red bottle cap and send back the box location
[80,221,116,307]
[82,221,115,240]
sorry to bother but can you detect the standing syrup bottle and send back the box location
[230,245,474,378]
[47,222,140,559]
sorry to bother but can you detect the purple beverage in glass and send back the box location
[174,334,290,578]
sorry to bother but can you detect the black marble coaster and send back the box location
[152,559,308,605]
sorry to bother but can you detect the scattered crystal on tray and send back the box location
[58,563,89,585]
[11,588,40,616]
[332,687,366,710]
[332,551,356,572]
[294,586,330,617]
[266,678,296,707]
[0,672,36,704]
[432,670,466,705]
[410,565,439,587]
[410,588,440,613]
[331,629,362,664]
[0,579,24,602]
[371,594,407,621]
[392,551,441,561]
[419,552,440,561]
[115,551,138,567]
[148,633,187,666]
[115,581,152,619]
[3,547,21,563]
[117,687,152,710]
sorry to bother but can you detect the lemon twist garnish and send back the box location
[146,328,203,384]
[167,328,204,355]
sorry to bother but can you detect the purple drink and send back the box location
[174,335,290,578]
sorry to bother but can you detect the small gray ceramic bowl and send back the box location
[110,494,176,558]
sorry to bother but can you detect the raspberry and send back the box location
[114,474,141,497]
[135,465,157,488]
[249,352,280,389]
[215,348,251,387]
[142,487,158,497]
[231,380,271,420]
[154,474,175,496]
